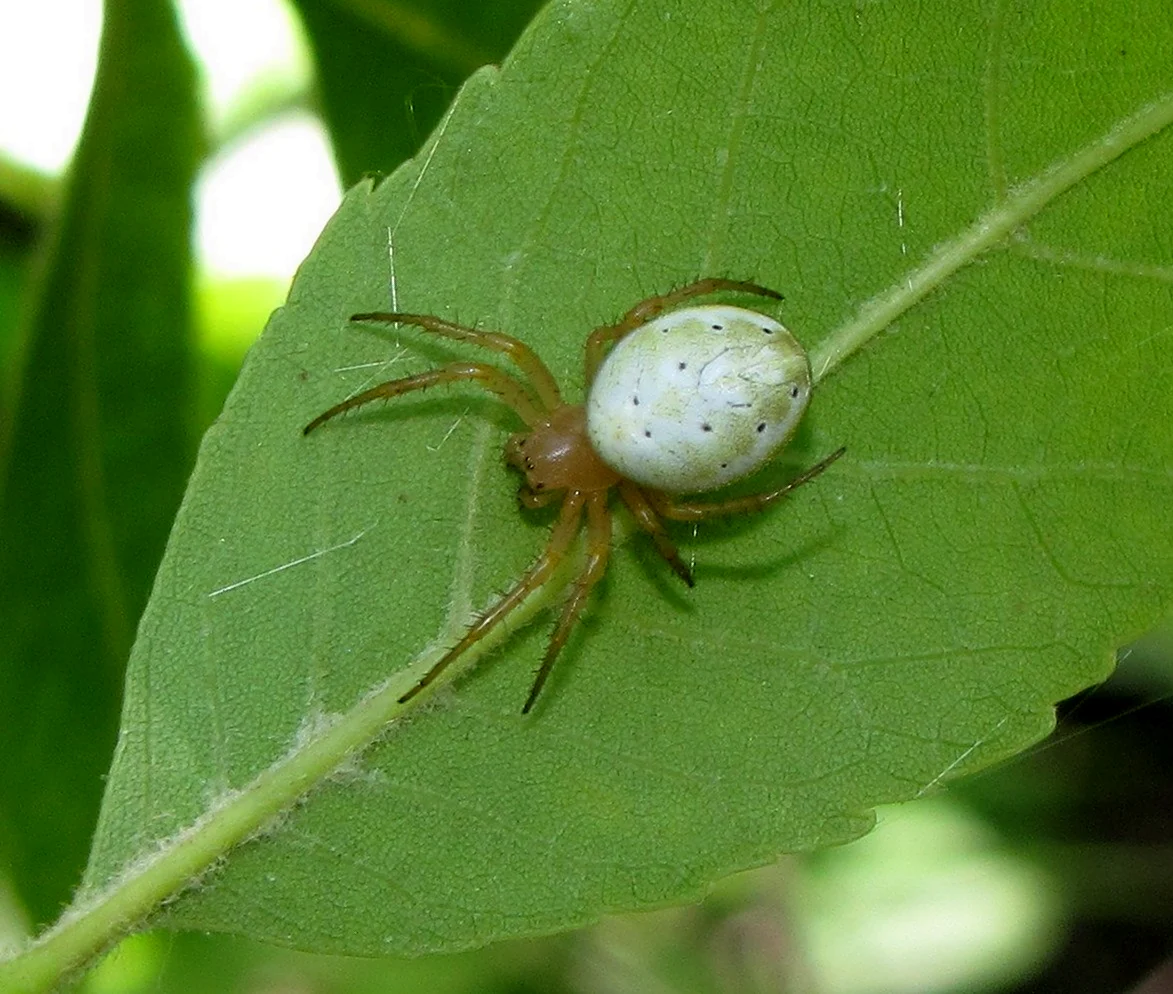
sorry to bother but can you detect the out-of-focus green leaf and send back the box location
[85,0,1171,957]
[86,929,554,994]
[0,245,31,420]
[292,0,544,183]
[0,156,56,232]
[0,158,46,423]
[193,275,288,429]
[0,0,200,922]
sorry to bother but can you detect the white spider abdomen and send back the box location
[586,305,812,493]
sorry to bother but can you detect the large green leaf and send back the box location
[293,0,544,183]
[0,242,31,421]
[81,0,1172,960]
[0,0,200,923]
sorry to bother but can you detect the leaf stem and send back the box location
[0,548,580,994]
[810,90,1173,384]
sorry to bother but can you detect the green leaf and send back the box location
[75,0,1173,966]
[0,0,200,922]
[0,241,32,419]
[292,0,544,183]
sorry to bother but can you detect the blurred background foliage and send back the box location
[0,0,1170,991]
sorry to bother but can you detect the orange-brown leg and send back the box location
[304,361,544,435]
[617,482,694,587]
[584,278,784,383]
[352,312,562,412]
[651,447,846,521]
[398,494,586,706]
[522,492,612,713]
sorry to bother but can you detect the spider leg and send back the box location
[304,361,543,435]
[617,482,694,587]
[623,278,783,321]
[351,312,562,412]
[652,447,846,521]
[584,278,784,383]
[398,495,586,706]
[522,492,612,713]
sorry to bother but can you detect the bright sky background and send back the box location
[0,0,342,280]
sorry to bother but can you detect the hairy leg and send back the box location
[352,311,562,412]
[652,447,846,521]
[304,362,543,435]
[522,492,612,713]
[617,482,694,587]
[584,278,783,383]
[398,494,586,706]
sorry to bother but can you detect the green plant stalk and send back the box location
[1,88,1171,994]
[810,90,1173,384]
[0,537,581,994]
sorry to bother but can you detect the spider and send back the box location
[304,278,844,713]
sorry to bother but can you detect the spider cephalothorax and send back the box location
[505,405,621,500]
[305,278,844,713]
